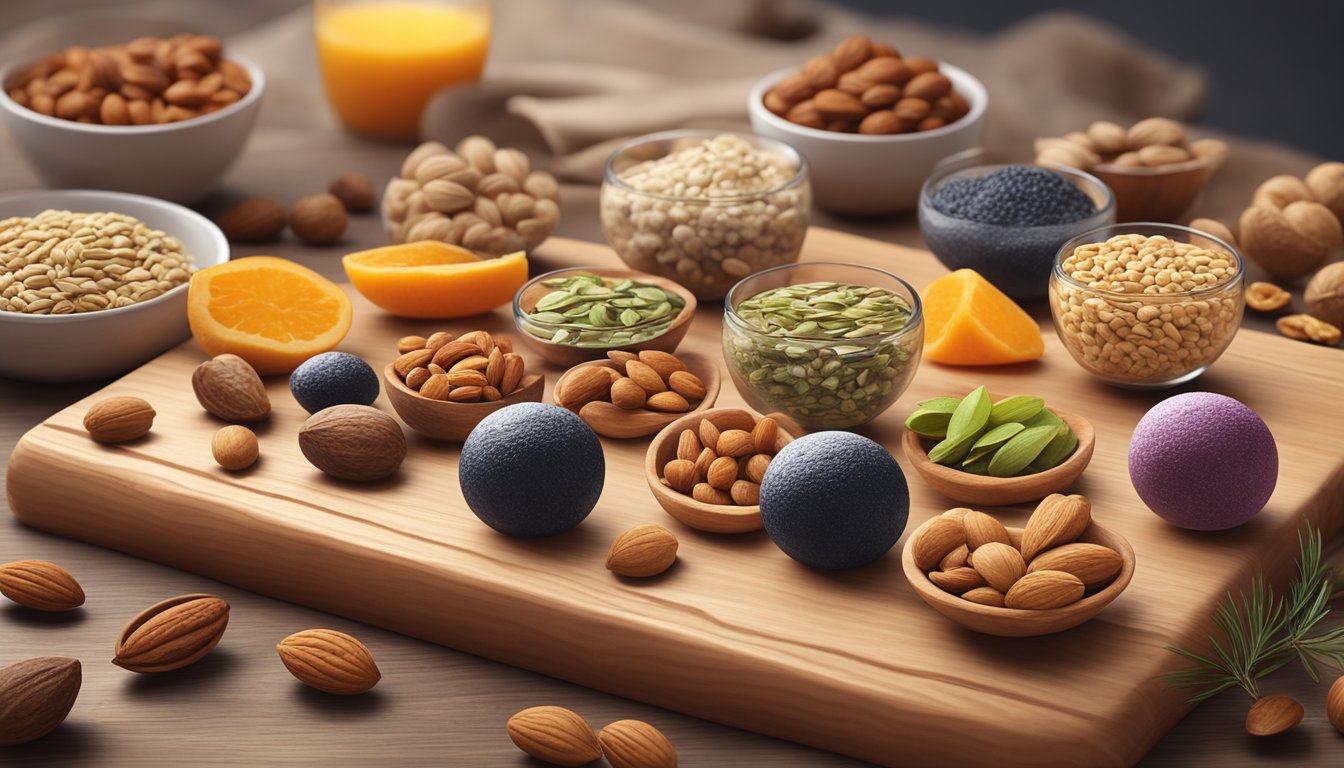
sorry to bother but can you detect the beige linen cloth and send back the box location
[0,0,1327,256]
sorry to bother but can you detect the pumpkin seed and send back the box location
[523,273,685,348]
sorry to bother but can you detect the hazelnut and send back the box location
[290,193,348,246]
[328,173,376,213]
[1306,262,1344,327]
[215,197,287,243]
[1188,217,1238,248]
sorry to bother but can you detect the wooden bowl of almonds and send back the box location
[901,498,1135,637]
[384,329,544,441]
[552,349,720,439]
[644,408,797,534]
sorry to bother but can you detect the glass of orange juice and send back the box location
[314,0,492,140]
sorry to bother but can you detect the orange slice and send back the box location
[342,241,528,319]
[187,256,353,375]
[923,269,1044,365]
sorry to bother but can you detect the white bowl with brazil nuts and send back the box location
[0,189,228,382]
[0,55,264,204]
[748,64,987,215]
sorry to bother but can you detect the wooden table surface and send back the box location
[2,127,1342,768]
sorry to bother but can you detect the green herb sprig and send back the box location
[1164,526,1344,704]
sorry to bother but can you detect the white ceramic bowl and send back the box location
[0,55,265,204]
[748,64,987,215]
[0,189,228,382]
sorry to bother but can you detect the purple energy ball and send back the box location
[1128,392,1277,531]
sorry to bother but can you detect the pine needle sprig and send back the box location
[1164,526,1344,704]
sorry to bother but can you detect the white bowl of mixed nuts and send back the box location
[0,189,228,382]
[0,35,264,204]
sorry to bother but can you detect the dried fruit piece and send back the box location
[606,524,679,578]
[506,706,602,767]
[0,560,85,611]
[113,594,229,672]
[1277,313,1341,345]
[83,396,155,442]
[599,719,678,768]
[276,629,380,694]
[1245,695,1303,736]
[1003,570,1084,610]
[0,657,81,746]
[1245,281,1291,313]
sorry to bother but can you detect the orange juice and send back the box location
[315,2,491,139]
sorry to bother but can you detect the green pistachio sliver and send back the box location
[962,453,994,475]
[944,386,990,444]
[917,397,962,412]
[1031,424,1079,471]
[1021,408,1063,432]
[905,409,953,439]
[969,422,1025,453]
[988,396,1045,427]
[987,425,1058,477]
[619,308,642,327]
[529,311,568,325]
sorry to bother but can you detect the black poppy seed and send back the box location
[929,165,1097,227]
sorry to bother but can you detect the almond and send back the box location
[328,173,375,213]
[192,354,271,422]
[298,405,406,482]
[431,340,481,369]
[625,360,668,395]
[663,459,698,493]
[606,350,638,375]
[715,429,754,458]
[676,429,702,462]
[858,110,900,135]
[606,524,679,577]
[1125,116,1185,149]
[707,456,738,490]
[0,560,85,611]
[114,594,229,672]
[892,97,930,122]
[0,657,81,746]
[599,719,678,768]
[942,507,972,521]
[276,629,380,694]
[960,511,1011,550]
[1086,121,1128,154]
[419,373,451,400]
[556,365,614,410]
[1245,695,1303,737]
[1028,543,1122,588]
[507,706,602,767]
[692,482,731,505]
[785,99,824,130]
[903,72,951,101]
[910,516,967,571]
[856,56,907,85]
[813,88,867,121]
[1020,494,1091,561]
[832,35,872,72]
[743,453,771,483]
[802,55,839,89]
[730,480,760,506]
[938,544,969,571]
[771,73,813,104]
[397,335,428,354]
[421,179,475,214]
[1004,570,1084,610]
[290,193,347,246]
[667,370,706,402]
[83,395,155,442]
[969,542,1026,592]
[1327,675,1344,735]
[1137,144,1190,167]
[211,425,259,470]
[693,447,717,483]
[698,420,722,452]
[751,417,778,454]
[215,197,287,242]
[501,353,525,395]
[860,83,900,109]
[646,391,690,413]
[961,587,1006,607]
[610,377,648,410]
[928,567,985,594]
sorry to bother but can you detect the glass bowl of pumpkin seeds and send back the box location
[513,266,699,367]
[723,262,924,430]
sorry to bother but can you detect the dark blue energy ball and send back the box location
[289,351,380,414]
[459,403,605,537]
[930,165,1096,227]
[759,432,909,570]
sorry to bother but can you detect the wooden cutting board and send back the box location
[8,229,1344,767]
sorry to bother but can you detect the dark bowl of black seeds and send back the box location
[918,162,1116,300]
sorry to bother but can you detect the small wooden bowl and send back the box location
[513,267,698,368]
[902,518,1135,637]
[384,364,545,441]
[644,408,798,534]
[1090,156,1216,223]
[902,408,1095,507]
[553,351,721,439]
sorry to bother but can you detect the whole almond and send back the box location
[856,56,907,85]
[938,544,969,571]
[431,340,481,369]
[962,511,1011,550]
[667,370,706,402]
[1028,543,1122,589]
[751,417,778,454]
[0,657,81,746]
[397,335,428,354]
[814,88,867,121]
[290,193,347,246]
[215,198,287,242]
[447,369,489,390]
[276,629,380,694]
[676,429,702,462]
[192,354,270,422]
[911,516,967,571]
[693,447,717,482]
[892,97,930,122]
[114,594,229,672]
[858,110,901,135]
[501,353,525,394]
[1138,144,1191,167]
[418,373,451,400]
[692,482,732,505]
[211,425,259,470]
[1246,695,1304,737]
[1086,120,1128,154]
[1126,116,1185,149]
[0,560,85,611]
[599,719,678,768]
[610,377,648,410]
[928,567,985,594]
[961,587,1006,607]
[298,405,407,482]
[83,396,155,442]
[646,391,690,413]
[328,173,375,213]
[663,459,698,493]
[785,99,824,130]
[606,350,638,375]
[484,348,504,389]
[903,72,951,101]
[625,360,668,395]
[860,83,900,109]
[606,524,679,577]
[730,480,760,506]
[713,429,752,458]
[1004,570,1085,610]
[707,456,739,490]
[802,55,839,89]
[836,70,874,97]
[970,541,1026,593]
[771,73,813,105]
[743,453,771,483]
[1021,494,1091,561]
[698,420,722,452]
[556,365,615,410]
[832,35,873,72]
[507,706,602,767]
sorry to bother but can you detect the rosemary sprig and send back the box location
[1164,526,1344,704]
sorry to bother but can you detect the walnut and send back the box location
[1305,262,1344,327]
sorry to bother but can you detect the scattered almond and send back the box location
[83,395,155,442]
[298,405,406,482]
[113,593,229,673]
[192,354,271,422]
[290,193,347,246]
[606,524,679,578]
[507,706,602,767]
[215,197,287,242]
[276,629,380,694]
[599,719,678,768]
[328,173,375,213]
[0,560,85,611]
[1245,695,1303,737]
[0,657,81,746]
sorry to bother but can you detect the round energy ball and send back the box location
[289,351,380,414]
[759,431,909,569]
[1128,392,1278,531]
[459,403,605,537]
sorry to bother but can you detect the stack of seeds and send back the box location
[523,273,684,348]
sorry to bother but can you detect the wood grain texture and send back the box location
[5,229,1344,767]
